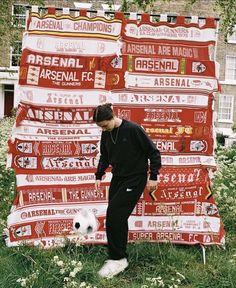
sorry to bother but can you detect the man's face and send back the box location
[96,119,115,131]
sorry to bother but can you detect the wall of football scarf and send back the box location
[5,7,225,248]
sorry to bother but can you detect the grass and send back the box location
[0,233,236,288]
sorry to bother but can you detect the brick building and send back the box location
[0,0,235,142]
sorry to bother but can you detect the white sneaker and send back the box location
[98,258,128,279]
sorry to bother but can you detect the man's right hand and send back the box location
[95,180,101,191]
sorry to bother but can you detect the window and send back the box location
[12,4,27,27]
[225,55,236,82]
[218,94,234,122]
[4,85,14,117]
[10,41,22,67]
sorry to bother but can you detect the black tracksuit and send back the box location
[95,119,161,260]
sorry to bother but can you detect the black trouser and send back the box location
[106,173,147,260]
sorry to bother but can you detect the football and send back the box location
[73,209,99,235]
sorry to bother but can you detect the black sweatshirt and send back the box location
[95,119,161,180]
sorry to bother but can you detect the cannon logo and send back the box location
[17,142,33,153]
[13,225,32,238]
[81,143,98,154]
[15,156,37,169]
[202,203,218,216]
[190,140,208,152]
[110,57,123,69]
[192,62,206,73]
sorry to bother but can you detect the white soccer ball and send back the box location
[73,209,99,235]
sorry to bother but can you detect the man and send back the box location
[93,103,162,279]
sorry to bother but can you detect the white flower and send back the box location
[57,260,64,267]
[79,282,87,287]
[71,260,77,266]
[20,279,27,287]
[73,267,82,273]
[60,269,66,275]
[77,261,82,268]
[69,271,76,278]
[158,279,164,287]
[64,277,70,282]
[70,281,78,287]
[53,256,59,261]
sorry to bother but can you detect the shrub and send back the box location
[0,116,16,233]
[213,144,236,232]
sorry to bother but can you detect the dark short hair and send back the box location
[93,103,114,122]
